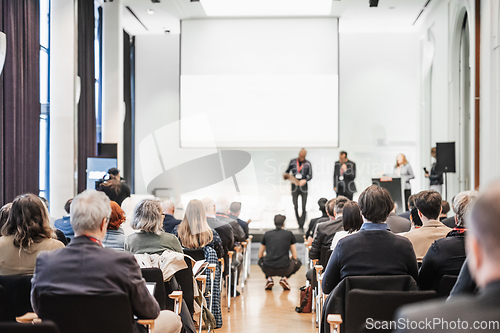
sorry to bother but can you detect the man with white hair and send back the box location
[395,182,500,332]
[31,190,182,333]
[162,199,181,233]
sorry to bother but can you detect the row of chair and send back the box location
[304,238,458,333]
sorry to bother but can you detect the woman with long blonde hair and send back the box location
[174,199,223,258]
[394,153,415,210]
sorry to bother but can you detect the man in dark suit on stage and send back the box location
[333,151,356,200]
[31,190,181,333]
[395,182,500,332]
[284,148,313,231]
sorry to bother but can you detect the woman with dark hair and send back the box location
[322,185,418,294]
[0,194,64,275]
[103,201,127,251]
[330,201,363,250]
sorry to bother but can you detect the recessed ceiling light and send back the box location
[147,9,154,14]
[199,0,332,17]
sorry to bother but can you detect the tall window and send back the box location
[39,0,50,198]
[95,2,103,143]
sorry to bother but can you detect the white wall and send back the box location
[49,0,76,218]
[417,0,476,198]
[479,0,500,186]
[134,27,421,228]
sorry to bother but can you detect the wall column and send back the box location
[49,0,76,217]
[102,0,125,172]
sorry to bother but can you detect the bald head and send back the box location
[299,148,307,161]
[162,199,175,215]
[201,197,216,215]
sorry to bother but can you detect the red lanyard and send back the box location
[84,235,103,247]
[296,159,304,173]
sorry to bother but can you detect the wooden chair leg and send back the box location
[327,314,342,333]
[227,250,234,311]
[196,275,207,333]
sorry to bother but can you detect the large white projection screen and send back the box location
[180,18,339,148]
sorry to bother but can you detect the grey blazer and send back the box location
[31,236,160,332]
[394,164,415,190]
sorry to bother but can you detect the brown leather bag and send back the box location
[295,285,312,313]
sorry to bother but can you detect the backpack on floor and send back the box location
[295,285,312,313]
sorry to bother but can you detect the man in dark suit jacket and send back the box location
[309,197,347,263]
[333,151,356,200]
[162,199,181,233]
[322,185,418,294]
[31,190,181,333]
[395,183,500,332]
[228,202,250,239]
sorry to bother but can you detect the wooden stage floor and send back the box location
[216,265,315,333]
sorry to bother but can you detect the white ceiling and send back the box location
[121,0,431,35]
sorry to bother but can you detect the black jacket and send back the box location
[418,230,466,292]
[322,223,418,295]
[309,217,343,260]
[395,280,500,333]
[207,217,234,255]
[306,215,329,239]
[162,214,181,233]
[333,160,356,194]
[441,216,456,228]
[428,162,444,185]
[228,214,250,239]
[216,213,246,242]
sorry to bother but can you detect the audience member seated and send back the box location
[305,197,329,245]
[322,185,418,294]
[0,194,64,275]
[53,198,74,240]
[0,202,12,232]
[309,197,347,263]
[258,215,301,291]
[202,197,234,257]
[330,201,363,250]
[440,195,457,228]
[125,198,183,255]
[387,203,412,233]
[395,182,500,333]
[215,198,246,243]
[103,201,127,251]
[31,190,182,333]
[227,202,250,240]
[418,190,478,292]
[39,196,69,245]
[399,194,416,220]
[162,199,181,234]
[404,191,452,261]
[173,199,224,259]
[439,200,450,221]
[175,199,223,328]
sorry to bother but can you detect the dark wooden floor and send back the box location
[217,265,315,333]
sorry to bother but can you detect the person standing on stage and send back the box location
[394,153,415,211]
[284,149,312,232]
[333,151,356,200]
[425,147,443,194]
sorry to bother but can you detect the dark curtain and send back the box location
[77,0,96,193]
[123,31,135,193]
[0,0,40,205]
